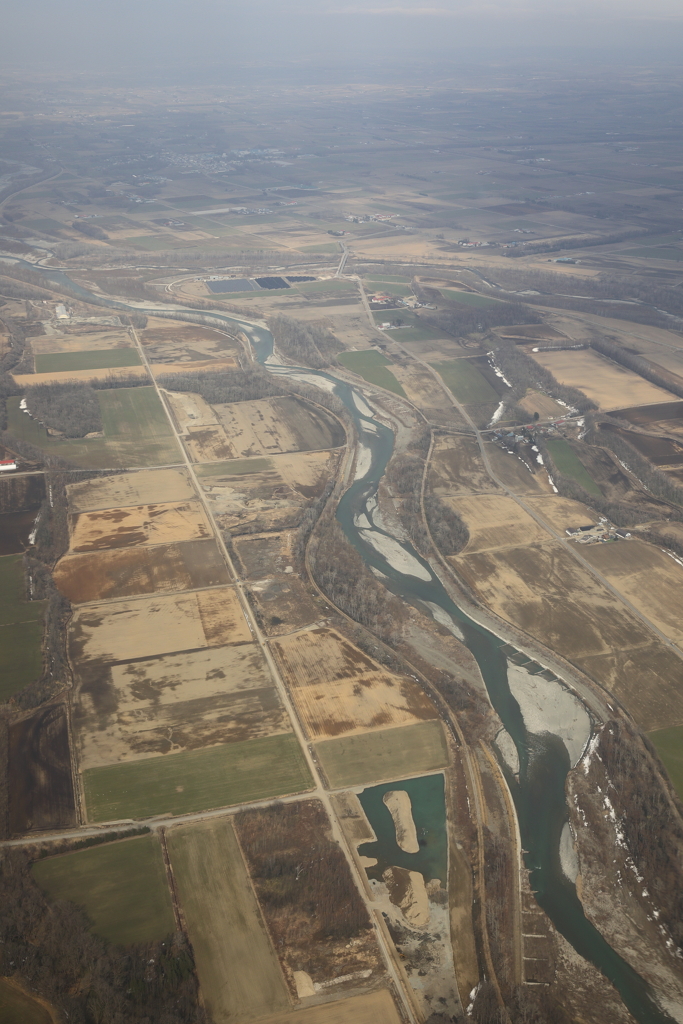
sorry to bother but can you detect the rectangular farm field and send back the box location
[545,438,602,496]
[167,818,289,1024]
[648,726,683,798]
[35,348,142,373]
[337,350,406,396]
[314,720,449,788]
[429,359,499,405]
[250,990,403,1024]
[83,733,312,821]
[0,980,54,1024]
[32,835,175,945]
[440,289,504,308]
[0,554,46,701]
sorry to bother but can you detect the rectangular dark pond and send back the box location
[254,276,290,289]
[206,278,259,293]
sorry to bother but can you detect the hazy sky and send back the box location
[4,0,683,73]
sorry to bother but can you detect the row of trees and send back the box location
[268,315,342,369]
[589,335,683,400]
[157,366,284,405]
[419,299,540,338]
[386,452,470,556]
[24,381,102,437]
[72,220,109,241]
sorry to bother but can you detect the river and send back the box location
[4,255,676,1023]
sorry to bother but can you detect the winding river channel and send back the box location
[4,257,676,1023]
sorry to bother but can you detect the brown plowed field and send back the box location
[483,443,551,494]
[30,329,133,354]
[185,424,234,462]
[13,366,148,386]
[390,364,467,426]
[528,348,675,410]
[74,644,286,768]
[139,319,241,364]
[69,587,250,665]
[69,500,212,552]
[9,705,76,834]
[272,628,437,738]
[429,436,499,495]
[576,643,683,732]
[165,391,219,431]
[212,397,344,458]
[54,539,231,603]
[524,495,595,532]
[67,468,195,512]
[608,400,683,436]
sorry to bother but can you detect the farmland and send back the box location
[9,705,76,834]
[167,818,291,1023]
[82,733,312,821]
[32,835,175,944]
[647,726,683,799]
[429,435,499,494]
[337,350,406,396]
[68,500,212,552]
[66,467,196,511]
[272,627,438,737]
[314,720,449,789]
[54,538,231,602]
[34,348,142,373]
[580,540,683,644]
[429,358,500,407]
[0,553,45,701]
[6,388,181,469]
[528,348,676,411]
[69,587,250,664]
[74,643,288,769]
[0,980,55,1024]
[545,437,602,496]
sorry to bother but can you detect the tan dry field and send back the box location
[528,348,675,411]
[210,397,343,459]
[548,313,683,379]
[248,576,322,635]
[185,424,234,462]
[151,358,238,376]
[13,365,149,386]
[517,389,568,420]
[524,495,595,533]
[272,628,437,738]
[69,587,250,664]
[257,990,402,1024]
[390,364,467,426]
[315,720,449,789]
[67,468,195,512]
[54,538,230,603]
[580,539,683,644]
[75,644,288,768]
[165,391,219,432]
[483,443,553,495]
[139,318,243,365]
[30,329,133,354]
[430,436,499,495]
[453,494,548,552]
[167,818,290,1024]
[576,643,683,732]
[68,500,212,552]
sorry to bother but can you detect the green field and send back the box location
[32,836,175,945]
[315,720,448,788]
[197,457,272,477]
[430,359,499,405]
[6,388,180,469]
[648,726,683,799]
[371,311,441,342]
[35,348,142,373]
[0,980,53,1024]
[0,554,45,701]
[545,437,602,496]
[83,733,312,822]
[296,279,357,294]
[300,243,342,253]
[440,289,504,308]
[168,819,289,1023]
[337,350,406,396]
[364,279,414,297]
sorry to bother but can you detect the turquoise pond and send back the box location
[357,773,448,885]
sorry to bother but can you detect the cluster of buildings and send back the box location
[566,523,631,544]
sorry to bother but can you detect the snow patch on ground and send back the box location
[360,529,432,581]
[489,401,505,426]
[507,664,591,766]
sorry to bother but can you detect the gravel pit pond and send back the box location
[12,256,674,1024]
